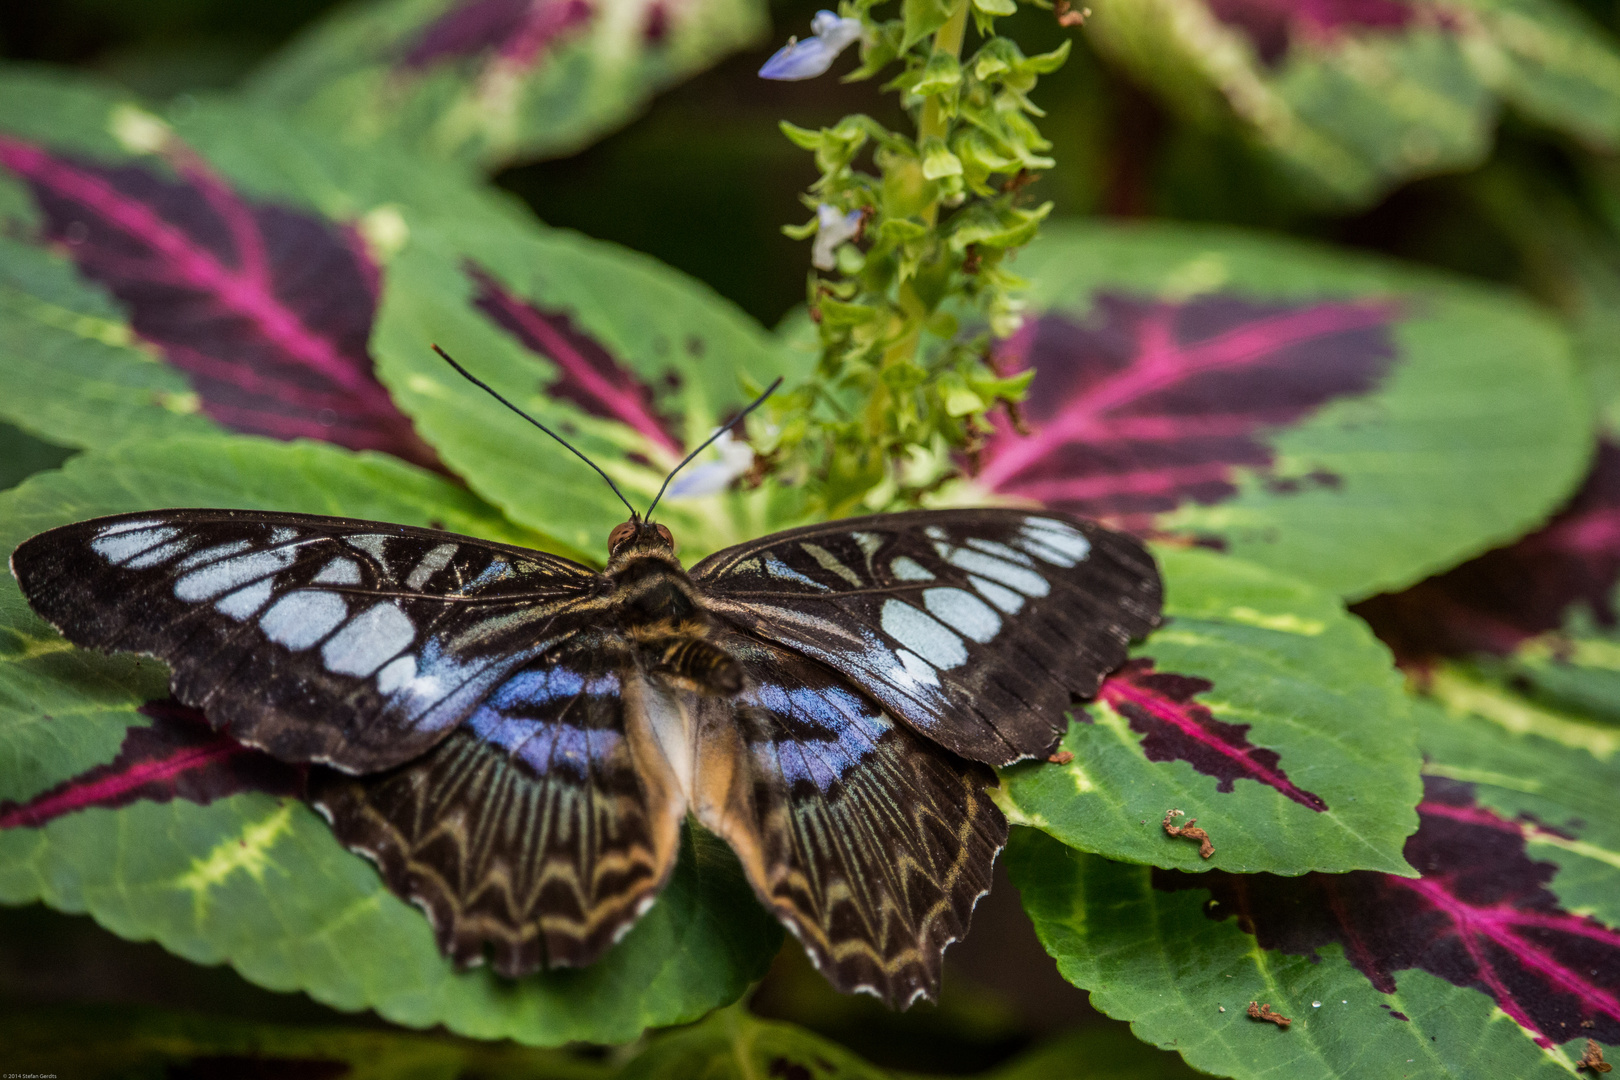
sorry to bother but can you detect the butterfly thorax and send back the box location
[603,521,743,695]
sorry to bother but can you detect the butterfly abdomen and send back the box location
[649,635,743,694]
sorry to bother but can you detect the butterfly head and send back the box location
[608,518,676,558]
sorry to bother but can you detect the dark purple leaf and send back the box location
[1097,659,1328,811]
[1205,0,1416,66]
[1155,778,1620,1047]
[0,134,439,469]
[1354,441,1620,662]
[979,293,1399,535]
[0,702,301,830]
[401,0,595,71]
[466,260,682,453]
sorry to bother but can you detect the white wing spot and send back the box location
[215,579,273,620]
[969,574,1025,614]
[376,654,417,695]
[177,540,250,571]
[344,534,390,559]
[124,538,192,569]
[1018,519,1091,566]
[175,548,296,601]
[881,598,967,669]
[924,526,948,541]
[965,538,1033,565]
[91,525,178,566]
[800,542,862,587]
[766,554,828,590]
[890,556,934,581]
[94,518,163,537]
[259,591,347,650]
[893,648,941,688]
[322,603,415,677]
[851,531,883,558]
[312,557,362,585]
[938,543,1049,598]
[270,527,297,543]
[924,587,1001,643]
[405,543,457,590]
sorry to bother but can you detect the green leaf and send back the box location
[0,236,219,452]
[372,217,810,561]
[1008,695,1620,1079]
[2,1002,611,1080]
[0,437,781,1045]
[618,1005,892,1079]
[1008,831,1598,1080]
[903,0,957,50]
[0,69,532,466]
[984,219,1591,599]
[998,547,1419,876]
[0,419,72,491]
[244,0,770,171]
[1081,0,1620,208]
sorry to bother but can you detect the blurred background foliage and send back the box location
[3,0,1619,1075]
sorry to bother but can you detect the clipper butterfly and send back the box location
[10,449,1159,1008]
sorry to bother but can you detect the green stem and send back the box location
[917,0,971,228]
[863,0,972,443]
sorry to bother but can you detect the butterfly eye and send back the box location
[608,522,638,552]
[654,524,675,552]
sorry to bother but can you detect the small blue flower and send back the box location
[812,204,864,270]
[665,431,754,498]
[759,10,863,81]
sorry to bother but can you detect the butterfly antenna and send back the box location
[431,345,640,521]
[645,376,782,521]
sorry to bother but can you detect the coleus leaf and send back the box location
[1081,0,1620,207]
[0,71,521,466]
[0,436,781,1046]
[0,132,435,466]
[0,702,301,830]
[997,547,1419,876]
[980,220,1590,599]
[372,217,808,560]
[244,0,770,170]
[1354,439,1620,663]
[1008,695,1619,1079]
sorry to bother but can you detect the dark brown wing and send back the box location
[690,630,1006,1007]
[690,508,1161,766]
[310,649,685,974]
[11,509,601,773]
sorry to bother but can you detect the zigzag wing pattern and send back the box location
[692,508,1161,766]
[10,510,601,772]
[311,650,685,973]
[691,630,1006,1006]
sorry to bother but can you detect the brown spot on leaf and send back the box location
[1247,1001,1291,1028]
[1163,808,1215,858]
[1047,750,1075,765]
[1580,1039,1613,1073]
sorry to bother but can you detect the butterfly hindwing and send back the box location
[691,630,1006,1006]
[691,508,1161,766]
[10,510,601,772]
[311,649,685,974]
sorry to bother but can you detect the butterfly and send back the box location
[8,360,1162,1007]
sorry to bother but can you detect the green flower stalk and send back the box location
[757,0,1071,516]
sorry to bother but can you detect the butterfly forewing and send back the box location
[691,508,1161,767]
[311,648,685,974]
[690,630,1006,1006]
[10,510,601,772]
